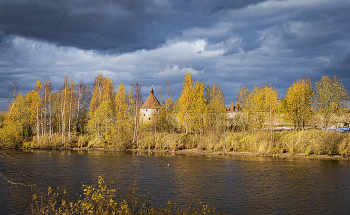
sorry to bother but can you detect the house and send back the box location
[140,86,161,123]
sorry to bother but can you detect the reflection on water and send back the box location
[1,150,350,214]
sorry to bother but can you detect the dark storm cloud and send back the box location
[0,0,267,52]
[1,0,350,108]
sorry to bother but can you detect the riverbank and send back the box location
[2,129,350,161]
[2,145,349,161]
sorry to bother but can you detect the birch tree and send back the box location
[235,86,250,131]
[132,82,142,146]
[34,80,42,140]
[314,75,349,129]
[248,84,279,134]
[76,82,91,134]
[61,76,69,143]
[176,73,194,134]
[204,83,226,135]
[68,80,76,141]
[44,80,53,139]
[284,77,314,129]
[193,80,206,134]
[115,83,127,144]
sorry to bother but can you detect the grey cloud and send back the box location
[1,0,350,107]
[0,0,268,52]
[0,0,172,51]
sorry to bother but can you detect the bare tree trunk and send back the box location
[62,91,66,143]
[37,106,40,141]
[133,99,137,144]
[68,99,72,141]
[132,82,142,147]
[41,108,44,137]
[76,89,81,133]
[270,103,272,141]
[155,125,156,144]
[49,98,52,140]
[46,81,53,141]
[44,89,47,137]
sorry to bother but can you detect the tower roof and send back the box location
[141,87,161,109]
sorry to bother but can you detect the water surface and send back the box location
[1,150,350,214]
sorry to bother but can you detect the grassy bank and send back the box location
[12,129,350,157]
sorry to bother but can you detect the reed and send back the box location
[16,129,350,157]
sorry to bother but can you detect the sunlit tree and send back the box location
[44,80,53,140]
[34,80,42,140]
[67,79,76,141]
[248,84,279,134]
[284,77,314,129]
[236,86,249,111]
[75,81,91,134]
[115,83,127,144]
[88,74,115,139]
[192,80,206,135]
[131,82,142,146]
[176,73,194,134]
[204,83,226,134]
[314,75,349,129]
[0,93,27,146]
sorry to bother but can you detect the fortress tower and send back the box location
[140,87,161,123]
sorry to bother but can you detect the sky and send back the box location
[1,0,350,109]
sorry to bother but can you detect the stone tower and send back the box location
[140,87,161,123]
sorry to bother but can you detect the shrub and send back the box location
[30,176,222,215]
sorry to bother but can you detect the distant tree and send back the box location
[236,86,249,111]
[155,98,175,133]
[51,90,62,135]
[88,74,115,139]
[89,74,105,137]
[96,100,115,143]
[284,77,314,129]
[248,84,279,135]
[0,93,26,146]
[68,79,76,141]
[193,80,206,134]
[176,73,194,134]
[314,75,350,129]
[9,79,20,103]
[60,75,70,143]
[75,81,91,134]
[126,88,135,142]
[25,90,39,139]
[115,83,127,145]
[155,79,175,133]
[34,80,42,141]
[204,83,226,135]
[132,82,142,147]
[43,80,53,139]
[236,86,250,131]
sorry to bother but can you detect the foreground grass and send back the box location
[13,129,350,157]
[30,176,221,215]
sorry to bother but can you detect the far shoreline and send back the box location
[2,146,350,161]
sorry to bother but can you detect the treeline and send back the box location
[0,75,91,147]
[0,73,349,151]
[0,72,226,148]
[235,76,349,133]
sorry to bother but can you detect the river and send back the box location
[1,150,350,214]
